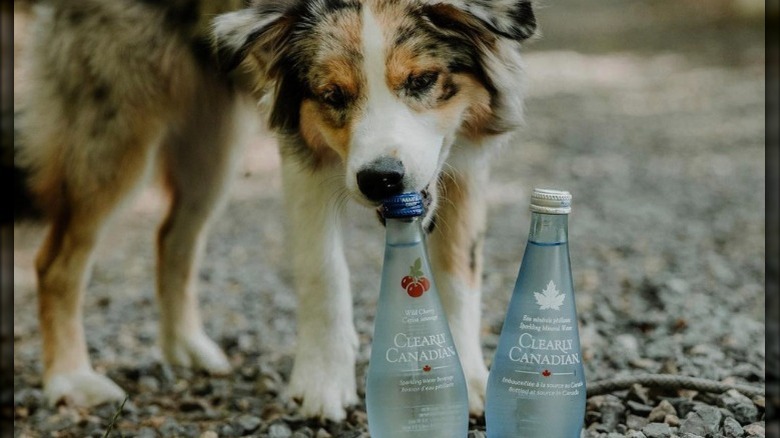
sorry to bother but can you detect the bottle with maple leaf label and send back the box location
[366,192,469,438]
[485,188,586,438]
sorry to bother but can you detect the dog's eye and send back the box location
[320,86,348,109]
[405,71,439,95]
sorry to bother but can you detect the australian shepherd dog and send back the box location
[17,0,535,420]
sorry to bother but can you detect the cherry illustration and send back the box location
[407,282,425,298]
[401,258,430,298]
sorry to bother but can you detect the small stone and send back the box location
[315,428,333,438]
[642,422,672,438]
[669,397,696,418]
[236,414,262,433]
[626,414,649,430]
[292,427,315,438]
[723,416,745,437]
[268,421,293,438]
[219,424,237,437]
[718,389,759,424]
[627,400,654,415]
[138,376,160,392]
[200,431,219,438]
[648,400,677,423]
[679,404,722,436]
[743,421,765,437]
[625,432,647,438]
[627,384,651,405]
[663,414,679,427]
[599,395,626,432]
[160,418,185,437]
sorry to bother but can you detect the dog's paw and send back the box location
[45,369,126,407]
[287,365,359,421]
[161,332,231,374]
[465,364,489,415]
[288,372,358,422]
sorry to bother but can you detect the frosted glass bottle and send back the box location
[485,188,586,438]
[366,192,469,438]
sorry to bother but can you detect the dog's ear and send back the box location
[211,1,298,74]
[421,0,536,41]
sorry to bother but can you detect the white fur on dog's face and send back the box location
[344,5,449,204]
[214,0,536,204]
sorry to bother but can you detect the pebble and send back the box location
[626,400,653,416]
[641,422,672,438]
[722,416,745,437]
[626,414,648,430]
[648,399,676,423]
[743,421,765,437]
[236,414,263,433]
[599,395,627,431]
[718,389,759,424]
[679,404,722,436]
[292,427,315,438]
[269,421,293,438]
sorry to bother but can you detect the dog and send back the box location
[17,0,535,421]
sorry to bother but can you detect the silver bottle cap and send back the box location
[530,188,572,214]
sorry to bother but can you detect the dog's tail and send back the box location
[2,110,43,225]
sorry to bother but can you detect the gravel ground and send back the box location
[12,1,769,437]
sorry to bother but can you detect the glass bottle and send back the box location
[485,188,586,438]
[366,192,469,438]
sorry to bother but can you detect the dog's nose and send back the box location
[356,157,405,202]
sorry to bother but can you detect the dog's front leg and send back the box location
[281,152,359,421]
[428,147,492,415]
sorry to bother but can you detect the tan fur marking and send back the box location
[430,172,484,290]
[299,100,351,163]
[386,46,445,91]
[309,58,362,98]
[452,74,494,139]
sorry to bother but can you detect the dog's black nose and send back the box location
[356,157,405,202]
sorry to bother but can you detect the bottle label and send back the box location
[486,242,586,437]
[367,247,468,436]
[500,279,584,398]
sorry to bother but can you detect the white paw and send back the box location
[286,339,359,421]
[45,369,126,407]
[465,363,489,415]
[161,331,231,374]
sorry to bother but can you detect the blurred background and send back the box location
[5,0,775,436]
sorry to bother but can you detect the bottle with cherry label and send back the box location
[365,192,469,438]
[485,188,586,438]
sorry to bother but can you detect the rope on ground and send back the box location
[586,373,764,398]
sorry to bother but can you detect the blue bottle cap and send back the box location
[381,192,425,218]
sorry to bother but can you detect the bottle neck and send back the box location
[385,216,425,246]
[528,212,569,245]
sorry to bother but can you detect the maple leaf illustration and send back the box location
[534,280,565,310]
